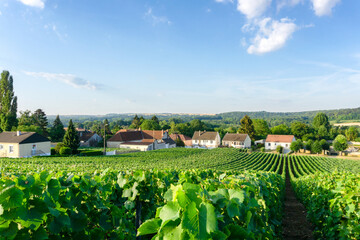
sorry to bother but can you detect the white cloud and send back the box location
[25,72,100,90]
[310,0,341,16]
[237,0,272,19]
[247,18,297,54]
[18,0,45,9]
[0,11,2,16]
[145,8,171,26]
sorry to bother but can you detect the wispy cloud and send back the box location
[25,72,101,90]
[276,0,303,11]
[18,0,45,9]
[145,8,172,26]
[44,24,67,41]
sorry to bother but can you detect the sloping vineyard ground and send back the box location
[1,148,360,239]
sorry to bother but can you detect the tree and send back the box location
[189,119,206,132]
[239,115,255,140]
[305,140,313,153]
[271,124,290,135]
[151,115,159,124]
[333,134,348,155]
[131,115,141,129]
[291,122,311,139]
[18,110,34,126]
[290,141,300,153]
[140,120,161,130]
[317,125,329,139]
[253,119,270,139]
[296,139,304,152]
[63,119,79,154]
[49,115,65,142]
[0,70,18,131]
[311,140,322,154]
[319,139,330,154]
[276,145,283,154]
[32,109,48,136]
[345,126,359,141]
[313,112,330,130]
[175,137,185,147]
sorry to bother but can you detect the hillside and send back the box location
[48,107,360,127]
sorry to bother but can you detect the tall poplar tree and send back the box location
[63,119,79,153]
[239,115,255,140]
[0,71,18,131]
[49,115,65,142]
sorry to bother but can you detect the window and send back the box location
[210,141,213,144]
[0,145,3,150]
[268,143,270,146]
[286,144,288,147]
[9,145,14,153]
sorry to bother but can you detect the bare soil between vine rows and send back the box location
[282,170,314,240]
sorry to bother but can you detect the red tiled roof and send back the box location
[265,135,295,143]
[142,130,164,140]
[108,131,143,142]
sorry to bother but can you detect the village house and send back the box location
[170,133,192,147]
[222,133,251,149]
[0,131,50,158]
[107,129,176,151]
[265,135,296,153]
[79,131,102,147]
[192,131,221,149]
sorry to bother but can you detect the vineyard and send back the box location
[0,148,359,239]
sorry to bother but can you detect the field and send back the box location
[1,148,359,239]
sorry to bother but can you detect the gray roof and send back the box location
[192,131,218,141]
[0,132,50,144]
[163,138,176,145]
[222,133,248,142]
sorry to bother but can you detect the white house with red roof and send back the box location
[265,135,296,153]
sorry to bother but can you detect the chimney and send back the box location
[17,131,21,136]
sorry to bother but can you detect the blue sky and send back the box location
[0,0,359,115]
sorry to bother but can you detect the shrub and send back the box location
[54,143,64,154]
[260,147,265,152]
[276,145,283,154]
[59,147,72,155]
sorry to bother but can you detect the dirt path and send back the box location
[282,169,314,240]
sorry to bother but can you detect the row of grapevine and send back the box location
[0,169,284,239]
[0,149,284,176]
[288,154,360,239]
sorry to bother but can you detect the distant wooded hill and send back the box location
[48,107,360,127]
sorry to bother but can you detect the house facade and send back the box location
[0,131,51,158]
[265,135,296,153]
[107,130,176,151]
[192,131,221,149]
[222,133,251,148]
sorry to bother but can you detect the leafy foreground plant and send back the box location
[0,169,284,239]
[138,172,284,239]
[292,171,360,240]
